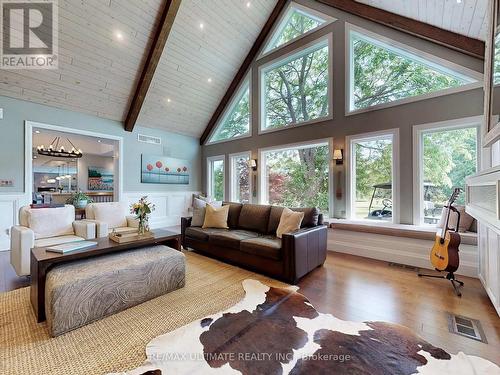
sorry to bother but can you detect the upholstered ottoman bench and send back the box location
[45,245,185,337]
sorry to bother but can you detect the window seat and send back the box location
[327,219,477,246]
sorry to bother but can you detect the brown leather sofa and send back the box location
[181,203,327,284]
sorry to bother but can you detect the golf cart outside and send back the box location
[367,183,392,220]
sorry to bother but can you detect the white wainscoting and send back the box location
[0,192,198,252]
[0,194,29,251]
[122,191,200,229]
[328,229,478,278]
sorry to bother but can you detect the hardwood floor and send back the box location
[1,230,499,364]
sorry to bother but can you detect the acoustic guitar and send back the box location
[430,188,462,273]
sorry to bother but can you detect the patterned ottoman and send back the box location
[45,245,185,337]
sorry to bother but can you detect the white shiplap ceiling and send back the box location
[1,0,164,120]
[355,0,490,41]
[137,0,277,137]
[0,0,276,138]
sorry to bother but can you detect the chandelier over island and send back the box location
[37,137,83,159]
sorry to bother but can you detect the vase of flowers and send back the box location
[130,196,155,235]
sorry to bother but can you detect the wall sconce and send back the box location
[333,149,343,165]
[249,159,258,171]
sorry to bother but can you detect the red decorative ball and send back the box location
[156,161,163,169]
[146,164,153,171]
[165,167,170,172]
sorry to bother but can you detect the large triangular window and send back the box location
[208,79,250,144]
[262,4,330,55]
[349,26,480,112]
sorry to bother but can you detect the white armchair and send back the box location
[10,205,96,276]
[84,202,139,238]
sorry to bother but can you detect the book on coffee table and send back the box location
[46,241,98,253]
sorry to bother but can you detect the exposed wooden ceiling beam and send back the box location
[317,0,485,59]
[199,0,288,145]
[124,0,181,132]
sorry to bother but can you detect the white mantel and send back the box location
[466,166,500,316]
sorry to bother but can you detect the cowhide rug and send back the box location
[111,280,500,375]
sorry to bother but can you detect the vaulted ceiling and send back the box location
[0,0,277,138]
[136,0,277,137]
[355,0,489,41]
[0,0,488,139]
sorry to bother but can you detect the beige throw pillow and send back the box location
[437,205,474,233]
[276,208,304,239]
[202,204,229,229]
[191,207,206,227]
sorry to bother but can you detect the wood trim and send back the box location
[124,0,182,132]
[199,0,289,145]
[316,0,485,60]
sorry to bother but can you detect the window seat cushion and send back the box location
[329,220,477,246]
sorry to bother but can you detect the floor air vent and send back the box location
[388,262,419,272]
[447,313,487,343]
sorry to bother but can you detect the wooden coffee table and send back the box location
[30,229,181,322]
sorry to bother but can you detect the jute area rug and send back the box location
[0,251,288,375]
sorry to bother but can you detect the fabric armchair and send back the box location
[10,205,96,276]
[84,202,139,237]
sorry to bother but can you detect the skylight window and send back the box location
[263,4,329,54]
[208,79,250,144]
[348,28,479,112]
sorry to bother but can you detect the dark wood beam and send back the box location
[317,0,485,59]
[124,0,181,132]
[200,0,288,145]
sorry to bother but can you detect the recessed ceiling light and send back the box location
[97,139,102,143]
[207,77,212,83]
[35,130,40,134]
[115,31,124,40]
[246,2,251,7]
[199,23,205,30]
[167,98,171,103]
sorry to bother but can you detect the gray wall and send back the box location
[0,95,201,193]
[202,0,484,225]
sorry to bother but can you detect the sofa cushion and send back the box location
[223,202,243,228]
[27,206,75,239]
[240,236,282,260]
[91,202,128,229]
[209,230,259,250]
[267,206,319,234]
[238,204,271,234]
[185,227,227,242]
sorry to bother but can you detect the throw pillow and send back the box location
[191,207,206,227]
[276,207,304,239]
[437,205,474,233]
[193,197,222,209]
[202,204,229,229]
